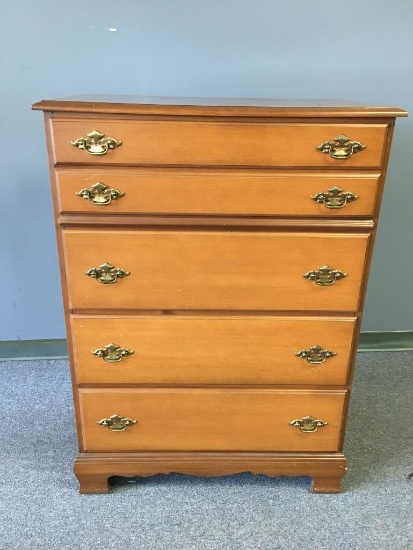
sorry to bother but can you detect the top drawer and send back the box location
[50,119,388,168]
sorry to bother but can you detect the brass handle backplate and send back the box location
[97,413,137,432]
[303,264,347,286]
[316,134,366,159]
[296,345,336,364]
[71,130,122,156]
[289,415,327,433]
[85,262,130,284]
[311,186,359,209]
[76,182,125,205]
[92,343,134,363]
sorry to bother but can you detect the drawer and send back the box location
[63,230,370,312]
[56,168,380,217]
[79,389,346,452]
[71,315,357,385]
[51,119,388,168]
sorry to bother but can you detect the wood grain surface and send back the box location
[79,388,346,452]
[32,95,408,118]
[51,118,388,168]
[71,315,356,385]
[34,96,404,493]
[63,230,370,311]
[56,168,380,217]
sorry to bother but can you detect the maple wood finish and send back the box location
[79,389,346,452]
[71,315,356,385]
[50,119,388,168]
[56,169,380,217]
[33,96,406,494]
[63,230,370,311]
[74,452,347,495]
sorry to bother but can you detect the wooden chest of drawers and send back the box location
[33,96,406,493]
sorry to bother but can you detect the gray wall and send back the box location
[2,0,412,340]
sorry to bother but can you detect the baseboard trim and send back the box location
[0,332,412,360]
[0,339,68,361]
[357,331,413,352]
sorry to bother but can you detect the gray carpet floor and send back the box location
[0,352,412,549]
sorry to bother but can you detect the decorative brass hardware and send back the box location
[311,186,359,209]
[316,134,366,159]
[71,130,122,156]
[296,345,336,364]
[92,343,134,363]
[97,413,137,432]
[289,416,327,433]
[76,182,125,206]
[303,264,347,286]
[85,262,130,284]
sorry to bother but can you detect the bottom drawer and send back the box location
[79,389,346,452]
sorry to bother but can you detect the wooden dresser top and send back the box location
[32,95,407,118]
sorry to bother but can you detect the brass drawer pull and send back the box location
[289,415,327,433]
[76,182,125,205]
[85,262,130,284]
[97,414,137,432]
[71,130,122,156]
[303,264,347,286]
[316,134,366,159]
[296,345,336,364]
[311,186,359,209]
[92,343,134,363]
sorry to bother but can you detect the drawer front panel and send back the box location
[63,230,370,311]
[57,169,380,217]
[71,315,356,385]
[79,389,346,452]
[52,119,387,168]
